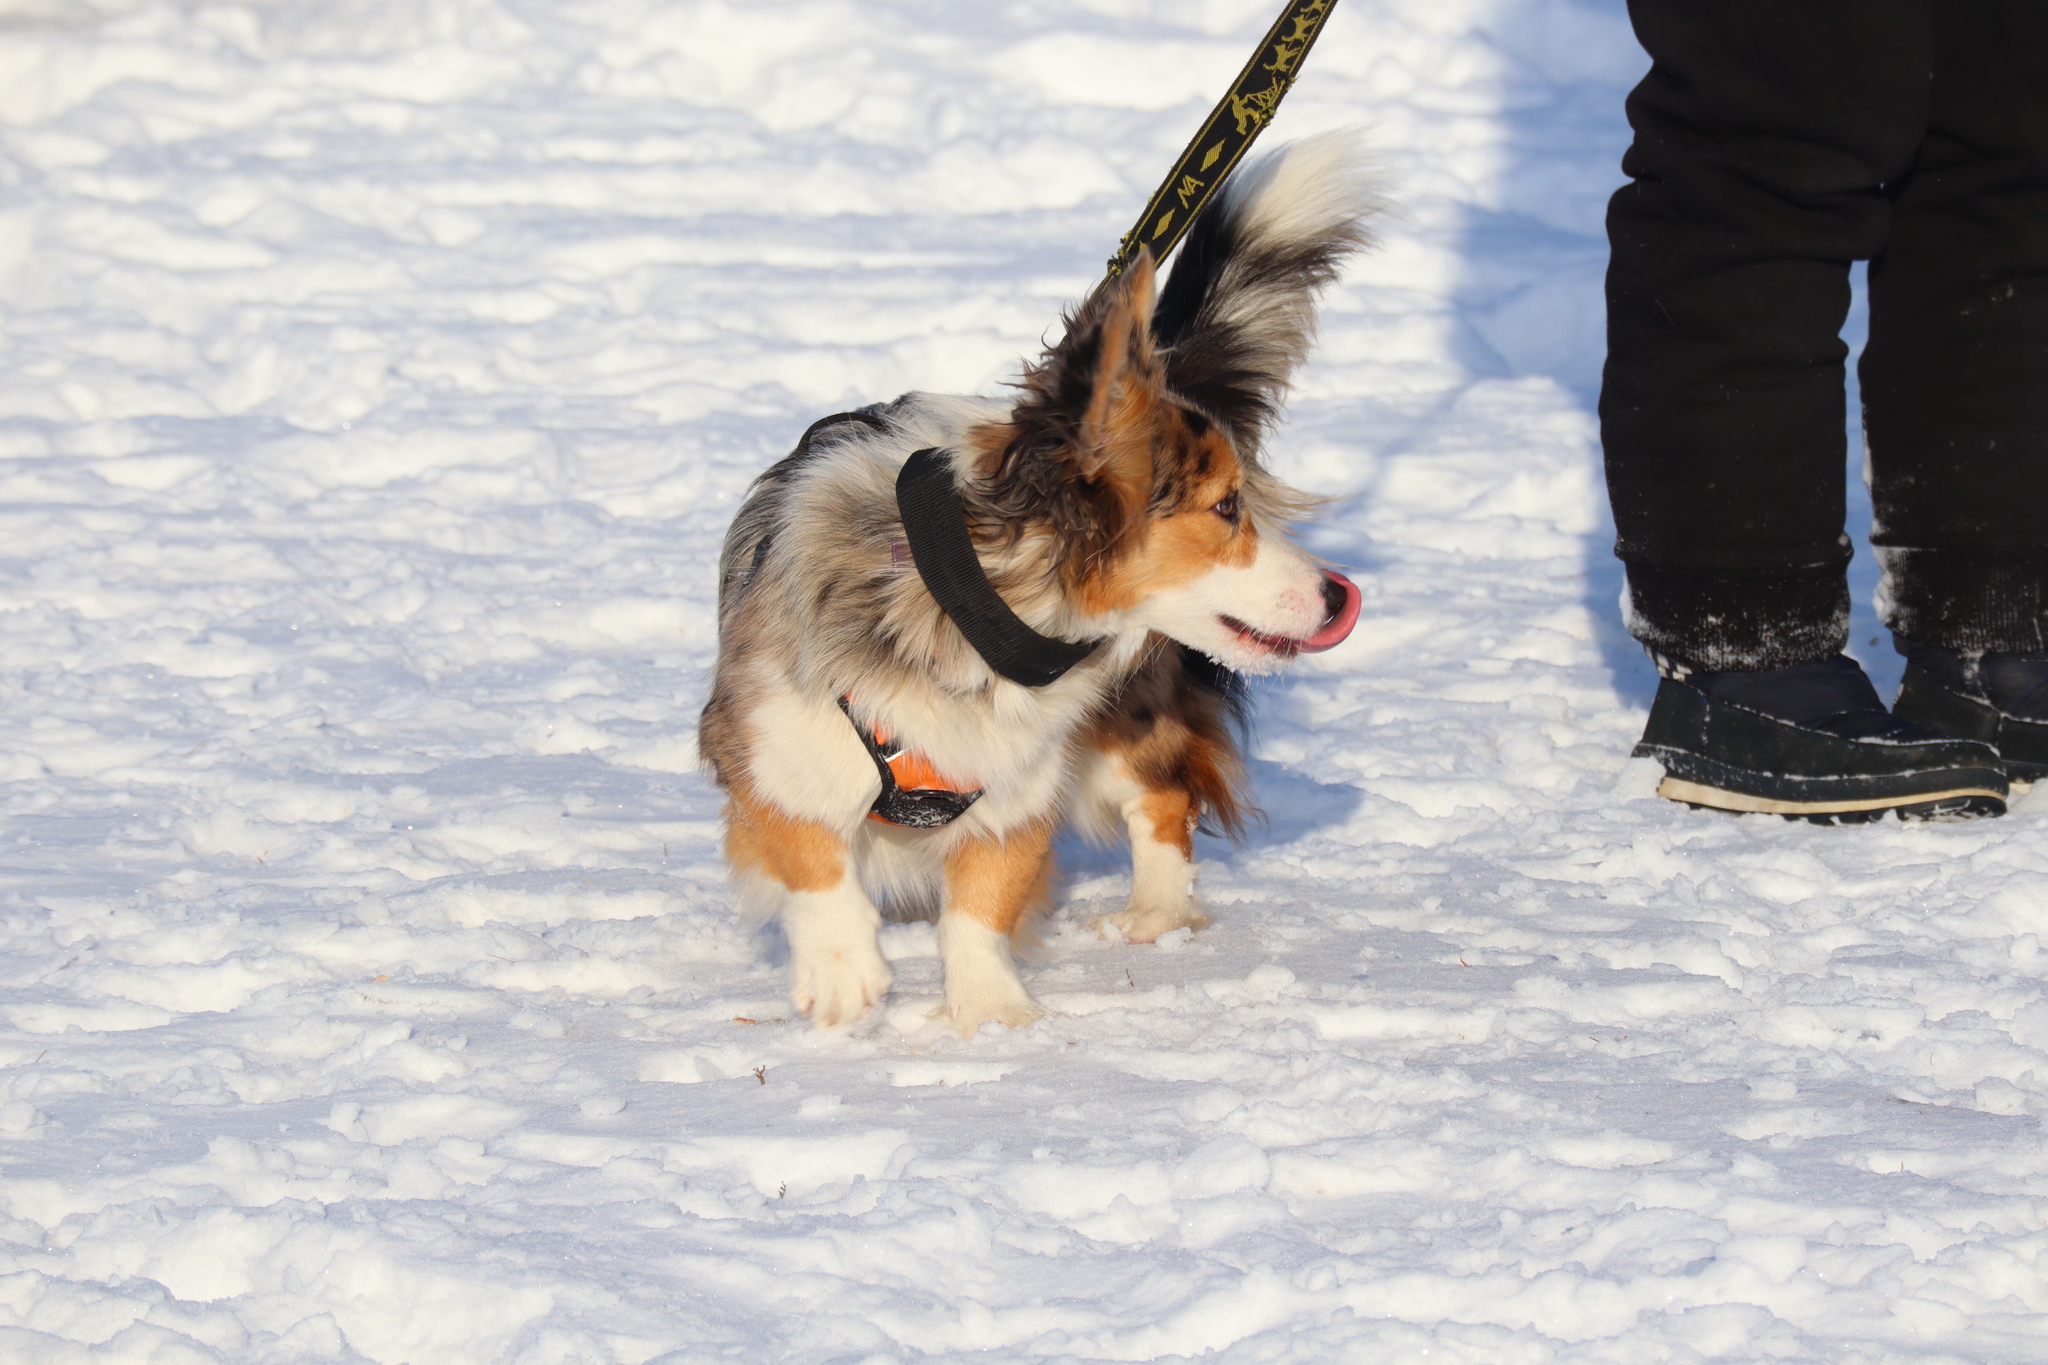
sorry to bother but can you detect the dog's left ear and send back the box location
[1075,251,1161,490]
[978,252,1167,578]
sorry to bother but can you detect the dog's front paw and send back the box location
[937,914,1043,1037]
[1092,902,1211,945]
[941,980,1045,1038]
[790,942,892,1028]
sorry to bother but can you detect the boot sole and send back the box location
[1657,775,2008,822]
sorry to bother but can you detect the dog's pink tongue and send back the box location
[1299,571,1361,653]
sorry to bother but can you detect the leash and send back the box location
[1105,0,1341,278]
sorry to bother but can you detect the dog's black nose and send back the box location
[1319,573,1348,625]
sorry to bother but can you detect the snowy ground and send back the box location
[4,1,2048,1361]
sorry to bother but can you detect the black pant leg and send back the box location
[1864,0,2048,652]
[1601,0,1931,669]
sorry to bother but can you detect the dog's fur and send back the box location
[699,135,1382,1033]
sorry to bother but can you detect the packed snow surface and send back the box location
[3,1,2046,1361]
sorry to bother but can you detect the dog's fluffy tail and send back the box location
[1151,131,1385,463]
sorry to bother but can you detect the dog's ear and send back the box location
[976,253,1167,581]
[1075,250,1161,491]
[1151,132,1383,464]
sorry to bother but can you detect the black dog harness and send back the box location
[834,447,1113,828]
[839,697,983,828]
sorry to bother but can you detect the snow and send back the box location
[3,0,2046,1361]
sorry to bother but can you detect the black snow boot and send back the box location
[1892,638,2048,785]
[1635,653,2007,823]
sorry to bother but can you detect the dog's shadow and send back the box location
[1055,755,1364,889]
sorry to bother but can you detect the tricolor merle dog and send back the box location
[699,135,1380,1033]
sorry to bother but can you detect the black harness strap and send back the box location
[895,448,1104,688]
[838,697,983,829]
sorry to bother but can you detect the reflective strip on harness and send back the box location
[838,696,983,828]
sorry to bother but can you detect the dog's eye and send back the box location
[1212,490,1241,524]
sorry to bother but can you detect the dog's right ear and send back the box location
[1150,132,1383,464]
[975,255,1165,581]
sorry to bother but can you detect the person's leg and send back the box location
[1603,0,1930,670]
[1872,0,2048,781]
[1604,0,2007,819]
[1865,0,2048,652]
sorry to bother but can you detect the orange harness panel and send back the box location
[837,697,984,828]
[868,718,964,795]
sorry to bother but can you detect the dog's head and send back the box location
[965,136,1377,675]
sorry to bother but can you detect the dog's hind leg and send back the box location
[939,819,1054,1036]
[1070,745,1210,944]
[725,785,890,1027]
[1097,782,1211,945]
[1075,644,1239,944]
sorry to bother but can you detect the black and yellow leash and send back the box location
[1104,0,1342,278]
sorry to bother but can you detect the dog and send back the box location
[698,134,1380,1034]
